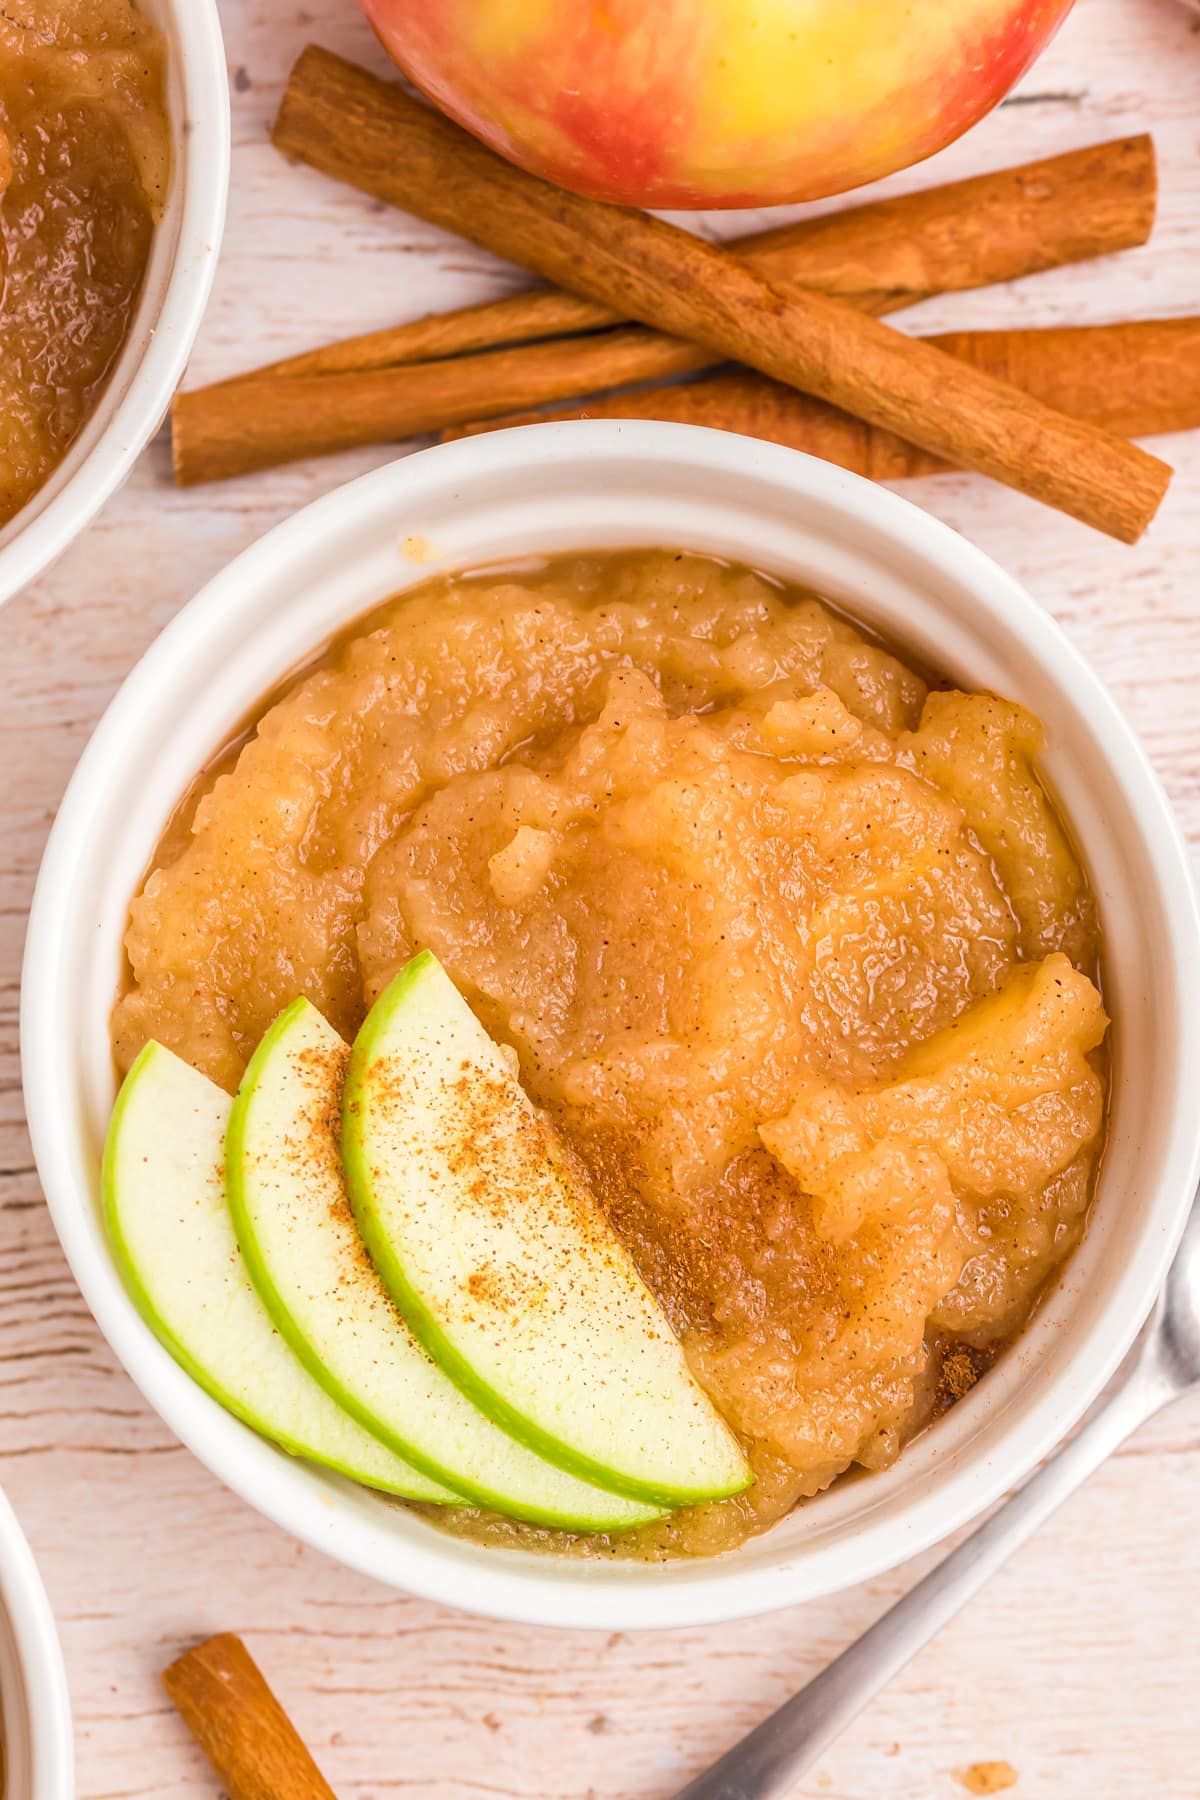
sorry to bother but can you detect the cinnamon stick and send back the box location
[220,131,1158,384]
[443,318,1200,480]
[224,287,608,384]
[163,1633,337,1800]
[269,47,1170,542]
[173,328,718,483]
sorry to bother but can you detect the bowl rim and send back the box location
[0,1487,73,1800]
[20,422,1200,1630]
[0,0,230,609]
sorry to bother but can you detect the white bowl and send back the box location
[0,1489,72,1799]
[21,423,1200,1631]
[0,0,229,609]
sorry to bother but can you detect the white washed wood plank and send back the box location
[1,0,1198,1793]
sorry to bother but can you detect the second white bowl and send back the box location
[0,0,229,609]
[0,1489,72,1800]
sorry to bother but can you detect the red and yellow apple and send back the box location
[361,0,1076,209]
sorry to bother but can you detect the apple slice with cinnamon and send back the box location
[342,952,751,1510]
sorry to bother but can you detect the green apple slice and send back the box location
[342,953,752,1510]
[226,999,663,1533]
[102,1042,456,1503]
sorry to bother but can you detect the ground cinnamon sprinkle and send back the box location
[441,1067,559,1223]
[934,1343,1000,1416]
[425,1063,637,1327]
[465,1263,514,1311]
[294,1040,356,1226]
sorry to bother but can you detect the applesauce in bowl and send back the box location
[111,544,1109,1560]
[0,0,226,612]
[26,425,1198,1625]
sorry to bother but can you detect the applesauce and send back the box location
[112,549,1108,1558]
[0,1,170,528]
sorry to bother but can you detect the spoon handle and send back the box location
[673,1363,1165,1800]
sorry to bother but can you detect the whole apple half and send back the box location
[361,0,1076,209]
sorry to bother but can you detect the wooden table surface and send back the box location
[3,1,1199,1794]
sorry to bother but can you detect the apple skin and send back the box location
[361,0,1076,209]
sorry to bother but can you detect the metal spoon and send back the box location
[673,1188,1200,1800]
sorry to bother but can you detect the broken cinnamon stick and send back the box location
[443,318,1200,480]
[221,131,1158,384]
[268,47,1170,542]
[163,1633,337,1800]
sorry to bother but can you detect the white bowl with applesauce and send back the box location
[20,421,1200,1629]
[0,0,228,610]
[0,1488,72,1799]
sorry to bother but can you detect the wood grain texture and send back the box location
[1,0,1199,1795]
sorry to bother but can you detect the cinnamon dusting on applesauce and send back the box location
[934,1342,999,1417]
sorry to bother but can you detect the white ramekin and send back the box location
[21,423,1200,1631]
[0,1489,72,1800]
[0,0,229,609]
